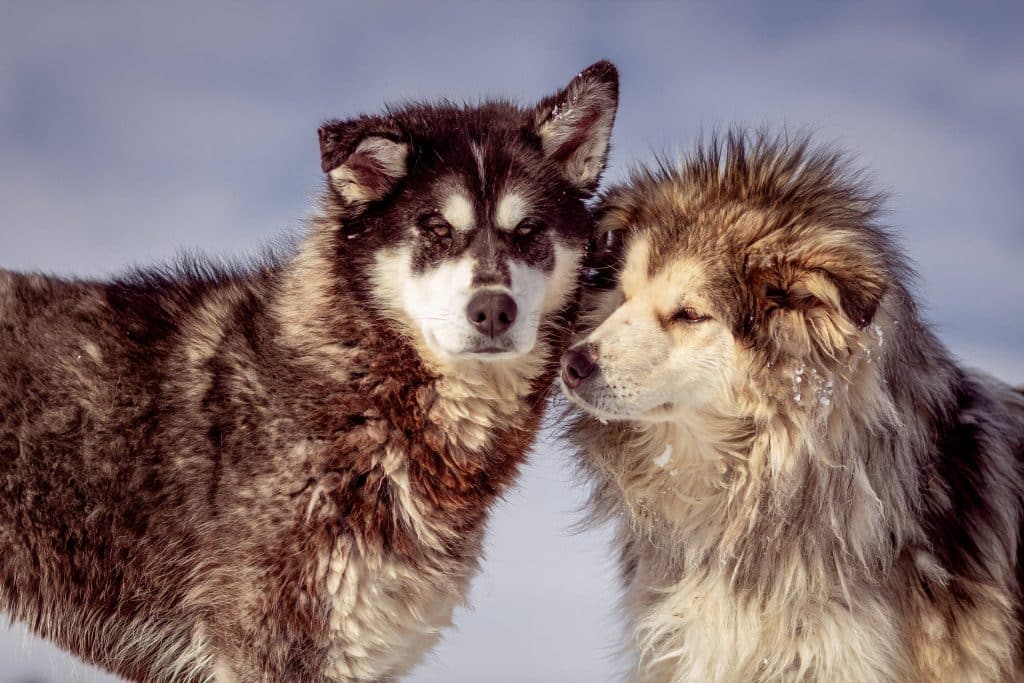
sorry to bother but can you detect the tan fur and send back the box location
[564,132,1024,682]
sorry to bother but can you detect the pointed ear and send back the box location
[593,182,638,238]
[532,60,619,194]
[582,184,634,288]
[751,247,887,356]
[318,120,409,206]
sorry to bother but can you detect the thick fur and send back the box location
[0,62,618,681]
[562,131,1024,682]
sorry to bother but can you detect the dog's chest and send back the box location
[318,535,471,682]
[628,564,909,683]
[305,372,537,680]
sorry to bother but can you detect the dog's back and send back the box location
[0,266,262,677]
[1,267,181,674]
[1008,384,1024,431]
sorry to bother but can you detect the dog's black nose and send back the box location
[466,291,518,337]
[561,347,597,388]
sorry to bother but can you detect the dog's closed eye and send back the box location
[671,307,710,323]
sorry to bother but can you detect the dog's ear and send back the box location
[750,241,887,356]
[582,184,634,289]
[532,60,619,194]
[592,183,637,237]
[318,119,409,207]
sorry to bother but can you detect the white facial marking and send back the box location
[542,242,581,313]
[496,193,528,231]
[442,193,475,233]
[371,241,580,361]
[401,252,477,354]
[504,242,581,353]
[471,142,487,188]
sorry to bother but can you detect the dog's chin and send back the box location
[561,379,682,424]
[560,379,636,423]
[428,335,536,363]
[454,348,526,362]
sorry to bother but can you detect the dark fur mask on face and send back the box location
[312,62,619,315]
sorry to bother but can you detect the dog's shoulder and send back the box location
[955,368,1024,444]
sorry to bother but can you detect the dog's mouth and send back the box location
[560,374,671,424]
[456,326,540,359]
[454,340,528,361]
[421,326,533,360]
[559,376,626,422]
[465,346,518,357]
[469,343,512,354]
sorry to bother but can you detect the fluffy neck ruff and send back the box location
[578,295,963,601]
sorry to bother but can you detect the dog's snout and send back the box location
[561,347,598,389]
[466,291,518,337]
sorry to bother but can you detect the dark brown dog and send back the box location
[0,61,619,682]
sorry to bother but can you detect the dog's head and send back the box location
[561,132,895,422]
[317,62,618,361]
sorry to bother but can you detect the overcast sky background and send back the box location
[1,1,1022,682]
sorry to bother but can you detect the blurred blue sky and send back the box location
[1,2,1021,682]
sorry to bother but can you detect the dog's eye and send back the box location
[514,218,545,239]
[418,213,452,239]
[672,307,710,323]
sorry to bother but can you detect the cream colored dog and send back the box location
[561,131,1024,682]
